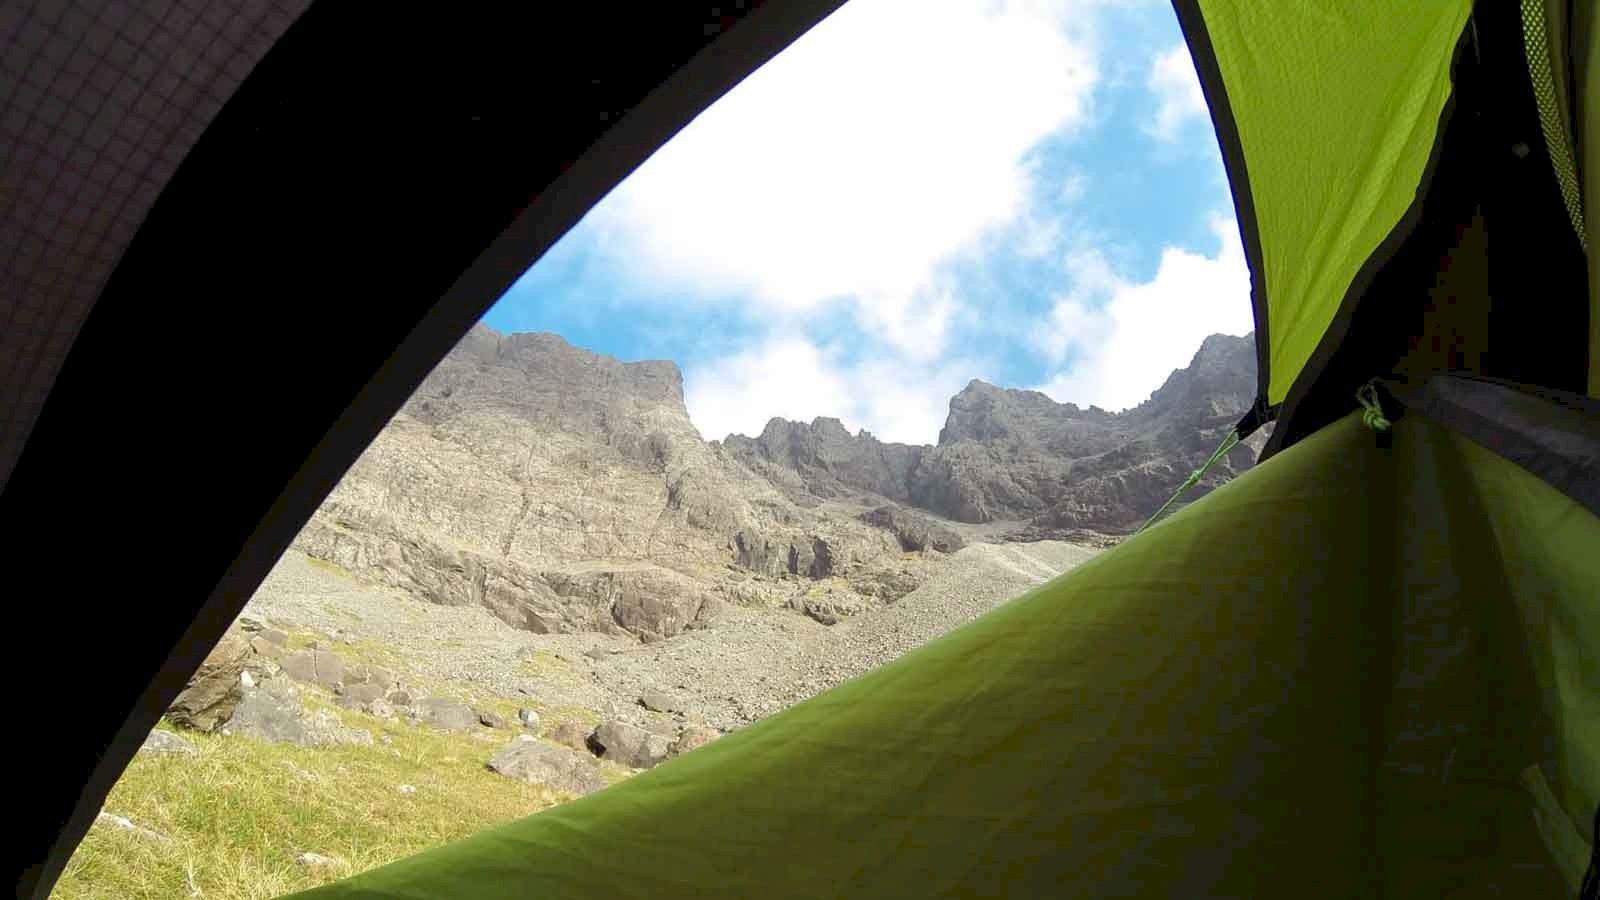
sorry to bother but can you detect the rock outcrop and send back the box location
[488,736,609,796]
[728,333,1263,534]
[167,635,251,732]
[587,719,671,769]
[288,325,912,636]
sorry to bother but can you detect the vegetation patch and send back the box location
[55,712,563,899]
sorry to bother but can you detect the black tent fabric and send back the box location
[1,3,845,896]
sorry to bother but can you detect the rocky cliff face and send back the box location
[291,325,921,639]
[291,326,1262,639]
[725,333,1264,534]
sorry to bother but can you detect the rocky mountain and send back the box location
[289,325,1261,640]
[724,332,1264,534]
[290,325,926,640]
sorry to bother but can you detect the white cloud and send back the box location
[1147,43,1208,141]
[1034,214,1252,411]
[684,337,980,445]
[586,0,1103,358]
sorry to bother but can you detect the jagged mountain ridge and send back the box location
[289,324,1260,639]
[723,332,1263,532]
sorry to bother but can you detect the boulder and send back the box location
[261,628,290,647]
[487,738,609,796]
[587,720,670,769]
[167,635,251,732]
[340,682,385,703]
[545,566,708,641]
[479,711,507,729]
[280,649,344,689]
[638,687,684,715]
[386,687,415,707]
[416,698,477,732]
[517,708,541,730]
[249,635,284,659]
[333,682,386,712]
[139,730,197,755]
[860,504,965,553]
[367,666,395,690]
[671,724,720,756]
[801,602,839,626]
[225,681,372,747]
[550,720,590,751]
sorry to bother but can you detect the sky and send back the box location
[482,0,1253,446]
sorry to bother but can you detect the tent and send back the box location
[1,0,1595,897]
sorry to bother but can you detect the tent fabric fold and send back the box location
[288,408,1598,899]
[1184,0,1474,407]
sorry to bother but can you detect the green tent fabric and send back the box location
[1194,0,1473,405]
[291,410,1597,898]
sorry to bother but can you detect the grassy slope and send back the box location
[54,638,630,899]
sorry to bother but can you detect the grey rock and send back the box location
[638,687,684,715]
[860,505,965,553]
[139,730,197,755]
[95,812,175,846]
[226,681,371,747]
[549,720,590,750]
[544,566,709,642]
[587,720,670,769]
[479,710,507,729]
[167,635,250,732]
[281,649,344,689]
[296,852,341,868]
[398,784,417,794]
[249,635,284,659]
[802,605,838,626]
[517,708,541,730]
[261,628,289,647]
[333,682,385,710]
[416,698,477,732]
[487,738,610,796]
[343,682,384,703]
[671,724,720,756]
[367,666,395,690]
[386,688,415,706]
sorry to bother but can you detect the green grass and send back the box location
[54,704,580,899]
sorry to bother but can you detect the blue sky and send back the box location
[483,0,1252,445]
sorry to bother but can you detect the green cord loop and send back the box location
[1357,382,1391,433]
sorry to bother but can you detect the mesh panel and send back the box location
[1520,0,1588,251]
[0,0,311,490]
